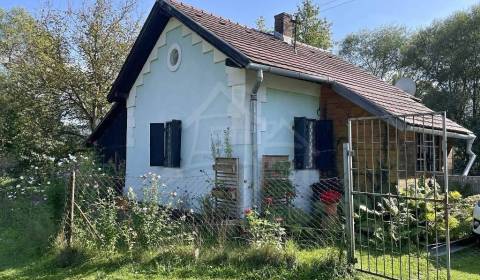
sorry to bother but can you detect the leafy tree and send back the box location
[255,16,268,33]
[401,4,480,171]
[0,8,74,171]
[0,1,140,170]
[295,0,332,49]
[338,25,408,82]
[43,0,141,132]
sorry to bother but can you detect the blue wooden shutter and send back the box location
[294,117,316,169]
[150,123,165,166]
[165,120,182,167]
[315,120,335,173]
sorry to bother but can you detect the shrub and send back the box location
[357,179,478,246]
[74,173,194,253]
[244,209,286,249]
[95,187,120,251]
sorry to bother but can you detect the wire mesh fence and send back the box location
[63,167,349,258]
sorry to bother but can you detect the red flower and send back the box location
[244,208,252,215]
[264,197,273,205]
[320,190,342,204]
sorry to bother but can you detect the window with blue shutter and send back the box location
[150,123,165,166]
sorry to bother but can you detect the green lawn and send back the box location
[2,246,479,280]
[1,232,479,280]
[358,245,480,280]
[0,246,355,280]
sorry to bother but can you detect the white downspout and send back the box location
[250,69,263,208]
[463,135,477,176]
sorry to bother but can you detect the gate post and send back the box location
[442,112,451,280]
[343,142,355,263]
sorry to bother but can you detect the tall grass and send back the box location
[0,176,65,268]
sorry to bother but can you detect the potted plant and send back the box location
[319,189,342,216]
[211,186,237,200]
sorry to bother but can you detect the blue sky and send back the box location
[2,0,478,43]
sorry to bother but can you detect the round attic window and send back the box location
[167,44,181,71]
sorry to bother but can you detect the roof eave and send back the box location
[86,102,124,145]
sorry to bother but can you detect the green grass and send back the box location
[2,244,479,280]
[0,245,355,280]
[358,245,480,280]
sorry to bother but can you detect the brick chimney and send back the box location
[274,13,294,39]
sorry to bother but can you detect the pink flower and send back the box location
[244,208,252,215]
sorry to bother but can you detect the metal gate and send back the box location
[344,112,451,280]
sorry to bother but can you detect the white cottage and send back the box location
[88,0,476,214]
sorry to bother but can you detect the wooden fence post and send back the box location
[66,169,76,247]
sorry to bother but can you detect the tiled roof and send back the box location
[168,0,472,135]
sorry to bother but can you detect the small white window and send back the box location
[167,43,181,71]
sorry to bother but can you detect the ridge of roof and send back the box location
[168,0,254,32]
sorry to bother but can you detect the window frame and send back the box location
[416,134,443,172]
[167,43,182,72]
[149,120,182,168]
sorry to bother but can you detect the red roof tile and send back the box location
[168,0,472,135]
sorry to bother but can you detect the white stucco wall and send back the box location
[125,18,322,213]
[250,72,321,212]
[126,19,251,211]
